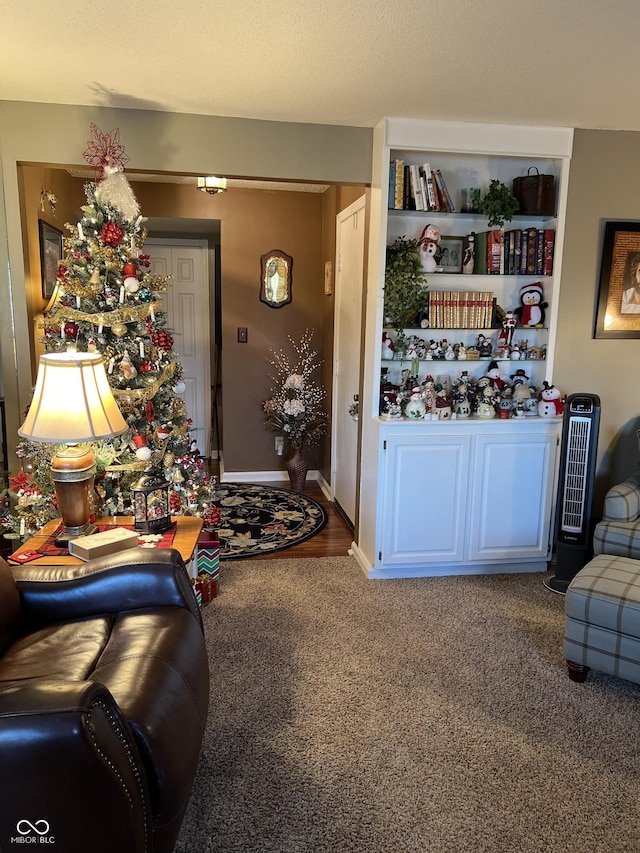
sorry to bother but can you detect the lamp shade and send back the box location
[18,352,127,443]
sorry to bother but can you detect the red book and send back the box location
[543,229,555,276]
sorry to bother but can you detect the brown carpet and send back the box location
[176,557,640,853]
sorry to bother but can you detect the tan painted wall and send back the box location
[2,103,639,516]
[13,169,368,479]
[0,101,372,473]
[18,165,85,376]
[554,129,640,510]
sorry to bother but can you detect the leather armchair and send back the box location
[0,547,209,853]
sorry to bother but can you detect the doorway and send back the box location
[145,238,213,458]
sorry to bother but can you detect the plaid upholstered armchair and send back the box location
[593,471,640,560]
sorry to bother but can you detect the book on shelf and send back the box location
[543,229,555,275]
[473,230,488,275]
[488,229,504,274]
[409,165,426,210]
[431,170,450,212]
[393,159,404,210]
[403,165,412,209]
[525,227,537,274]
[436,169,455,212]
[388,161,396,209]
[427,290,495,329]
[422,163,437,210]
[535,228,545,275]
[519,229,529,274]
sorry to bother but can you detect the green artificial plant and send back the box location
[477,179,520,229]
[384,236,429,333]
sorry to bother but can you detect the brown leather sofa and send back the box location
[0,547,209,852]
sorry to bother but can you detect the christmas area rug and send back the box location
[211,483,327,559]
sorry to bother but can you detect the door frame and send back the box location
[330,194,367,530]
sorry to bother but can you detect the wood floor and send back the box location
[209,464,355,560]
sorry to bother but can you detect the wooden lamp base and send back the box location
[51,445,98,547]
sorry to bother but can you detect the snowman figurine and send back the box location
[538,382,564,417]
[419,224,442,273]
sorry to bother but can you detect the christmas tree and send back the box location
[2,124,218,540]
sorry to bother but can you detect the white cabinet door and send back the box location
[467,431,557,561]
[381,433,471,565]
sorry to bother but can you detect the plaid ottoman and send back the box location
[564,554,640,685]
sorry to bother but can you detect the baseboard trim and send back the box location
[220,468,321,484]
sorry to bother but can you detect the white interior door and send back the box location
[332,195,366,526]
[146,239,211,455]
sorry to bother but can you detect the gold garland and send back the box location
[104,460,150,474]
[52,300,162,328]
[145,274,172,292]
[112,361,177,403]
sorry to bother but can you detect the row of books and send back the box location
[389,161,455,212]
[428,291,495,329]
[473,228,555,276]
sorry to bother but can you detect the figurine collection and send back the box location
[380,362,563,421]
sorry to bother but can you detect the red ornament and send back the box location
[100,222,124,247]
[123,262,138,277]
[63,321,79,340]
[83,123,130,179]
[203,506,221,528]
[151,330,174,351]
[169,491,182,513]
[145,400,155,423]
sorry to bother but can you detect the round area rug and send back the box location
[211,483,328,559]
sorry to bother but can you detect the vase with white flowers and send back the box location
[262,330,328,489]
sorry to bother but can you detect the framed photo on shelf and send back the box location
[38,219,63,299]
[594,221,640,339]
[436,236,464,274]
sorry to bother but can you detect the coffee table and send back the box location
[9,515,203,567]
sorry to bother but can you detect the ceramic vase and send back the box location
[286,445,308,491]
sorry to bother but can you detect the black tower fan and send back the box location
[545,393,601,594]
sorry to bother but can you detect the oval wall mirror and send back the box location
[260,249,293,308]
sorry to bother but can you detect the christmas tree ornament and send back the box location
[152,329,174,351]
[135,445,152,462]
[120,352,137,380]
[83,123,130,178]
[145,400,155,423]
[173,380,186,395]
[163,452,175,468]
[63,321,79,340]
[138,287,152,303]
[95,164,141,222]
[157,426,171,440]
[100,222,124,247]
[111,322,127,337]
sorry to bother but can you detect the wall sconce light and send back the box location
[197,176,227,195]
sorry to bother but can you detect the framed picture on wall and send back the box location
[38,219,63,299]
[594,221,640,338]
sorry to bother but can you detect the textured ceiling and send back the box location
[2,0,639,132]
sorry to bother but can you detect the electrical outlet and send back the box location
[275,436,284,456]
[237,327,248,343]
